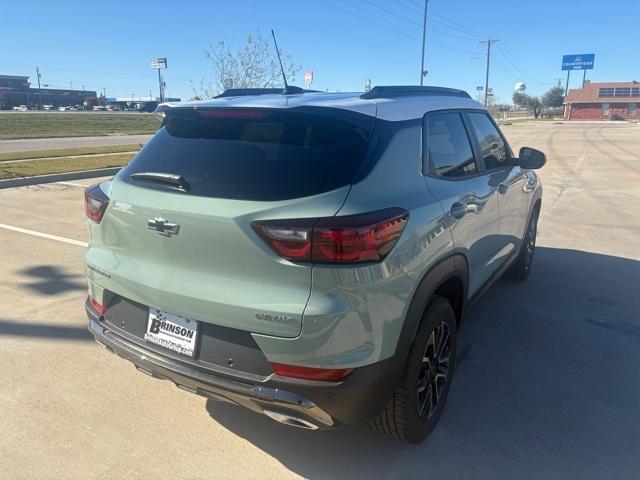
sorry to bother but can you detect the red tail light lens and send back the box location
[271,362,353,381]
[88,296,107,316]
[252,208,408,264]
[84,184,109,223]
[251,219,316,262]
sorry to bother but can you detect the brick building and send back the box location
[563,81,640,120]
[0,74,96,109]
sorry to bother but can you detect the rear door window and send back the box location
[424,112,477,178]
[121,108,373,201]
[467,112,509,170]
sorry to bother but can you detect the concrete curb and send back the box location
[0,167,121,189]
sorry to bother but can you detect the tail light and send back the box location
[252,208,408,264]
[88,296,107,316]
[84,184,109,223]
[271,362,353,381]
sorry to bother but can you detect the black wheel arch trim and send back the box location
[394,254,469,367]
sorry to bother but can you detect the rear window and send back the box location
[120,108,374,201]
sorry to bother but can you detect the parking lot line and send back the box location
[0,222,87,247]
[55,181,88,187]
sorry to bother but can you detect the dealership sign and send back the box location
[561,54,595,71]
[151,58,167,69]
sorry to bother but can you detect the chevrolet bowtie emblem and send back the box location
[147,217,180,236]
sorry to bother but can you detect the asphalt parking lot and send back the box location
[1,121,639,479]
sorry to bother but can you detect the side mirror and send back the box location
[518,147,546,170]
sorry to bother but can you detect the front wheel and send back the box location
[371,296,457,443]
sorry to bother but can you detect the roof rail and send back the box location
[360,86,471,100]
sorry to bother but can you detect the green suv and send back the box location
[84,86,545,443]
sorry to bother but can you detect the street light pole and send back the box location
[35,66,42,110]
[419,0,429,85]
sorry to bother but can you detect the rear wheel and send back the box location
[371,296,457,443]
[507,208,539,281]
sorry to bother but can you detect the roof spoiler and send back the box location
[215,86,316,98]
[361,86,471,100]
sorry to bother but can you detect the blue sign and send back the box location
[562,54,595,71]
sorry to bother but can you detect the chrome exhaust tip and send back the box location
[263,409,319,430]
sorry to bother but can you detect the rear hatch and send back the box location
[86,105,375,337]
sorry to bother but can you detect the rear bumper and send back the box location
[86,301,403,428]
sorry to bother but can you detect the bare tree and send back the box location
[195,31,301,98]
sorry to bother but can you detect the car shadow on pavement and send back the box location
[18,265,86,295]
[205,247,640,479]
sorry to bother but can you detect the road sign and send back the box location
[151,58,167,69]
[223,78,234,89]
[561,54,594,71]
[476,86,484,91]
[364,79,372,92]
[487,88,493,94]
[304,70,313,86]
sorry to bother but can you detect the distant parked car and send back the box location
[42,105,54,110]
[136,102,157,113]
[93,105,107,111]
[13,105,28,111]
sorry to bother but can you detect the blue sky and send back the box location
[2,0,639,103]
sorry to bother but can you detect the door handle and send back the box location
[498,183,509,194]
[451,202,479,219]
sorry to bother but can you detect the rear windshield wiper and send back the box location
[130,172,191,191]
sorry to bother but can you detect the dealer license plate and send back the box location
[144,308,198,358]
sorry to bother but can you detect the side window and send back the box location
[425,113,477,178]
[467,113,509,170]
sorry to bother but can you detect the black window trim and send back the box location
[421,108,485,181]
[463,110,516,173]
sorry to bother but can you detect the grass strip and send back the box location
[0,113,160,139]
[0,144,142,162]
[0,153,134,180]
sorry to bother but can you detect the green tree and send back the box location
[541,86,565,109]
[196,31,301,98]
[512,91,528,110]
[512,92,543,119]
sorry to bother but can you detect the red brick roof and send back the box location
[564,81,640,104]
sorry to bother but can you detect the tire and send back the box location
[371,295,457,443]
[507,207,539,282]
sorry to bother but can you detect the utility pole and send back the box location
[419,0,429,85]
[480,38,499,106]
[35,66,42,110]
[157,69,163,102]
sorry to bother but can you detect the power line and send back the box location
[401,0,487,38]
[496,42,549,85]
[377,0,484,41]
[319,0,417,40]
[429,12,487,38]
[362,0,422,26]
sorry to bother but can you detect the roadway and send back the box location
[0,134,152,153]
